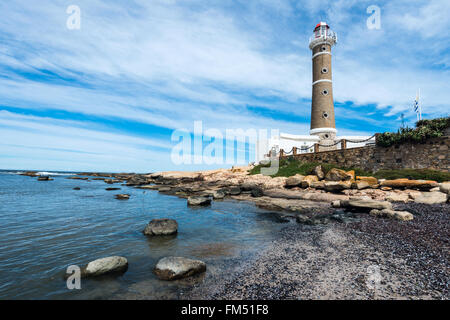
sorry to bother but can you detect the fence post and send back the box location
[341,139,347,150]
[293,147,297,156]
[314,143,319,153]
[374,133,380,145]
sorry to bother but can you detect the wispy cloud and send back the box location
[0,0,448,171]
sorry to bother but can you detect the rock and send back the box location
[386,193,409,203]
[356,176,378,186]
[324,181,352,192]
[241,182,259,191]
[38,176,53,181]
[224,186,241,195]
[285,174,305,188]
[381,186,392,191]
[212,190,225,199]
[187,196,212,206]
[73,187,81,190]
[339,198,393,211]
[68,176,89,180]
[430,187,440,192]
[314,166,325,180]
[158,186,172,192]
[263,189,348,202]
[413,192,448,204]
[154,257,206,280]
[440,182,450,194]
[370,209,413,221]
[331,200,341,208]
[310,181,325,189]
[251,187,264,198]
[301,175,319,188]
[143,219,178,236]
[115,194,130,200]
[346,170,355,180]
[106,187,121,191]
[380,179,439,190]
[351,181,370,190]
[21,171,39,177]
[325,168,353,181]
[83,256,128,277]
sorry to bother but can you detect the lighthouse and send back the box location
[309,22,338,150]
[257,21,376,163]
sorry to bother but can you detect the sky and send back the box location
[0,0,449,172]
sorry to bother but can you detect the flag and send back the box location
[413,90,422,120]
[414,96,419,113]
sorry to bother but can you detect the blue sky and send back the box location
[0,0,449,172]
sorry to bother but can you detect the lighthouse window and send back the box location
[321,67,328,74]
[324,134,330,139]
[321,89,329,95]
[321,46,327,51]
[323,112,329,119]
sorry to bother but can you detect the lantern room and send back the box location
[309,21,337,49]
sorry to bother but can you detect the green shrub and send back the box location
[376,116,450,147]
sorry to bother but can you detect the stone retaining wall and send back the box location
[284,136,450,172]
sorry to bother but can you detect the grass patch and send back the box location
[374,169,450,183]
[250,159,450,182]
[250,158,372,178]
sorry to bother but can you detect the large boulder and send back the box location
[325,168,353,181]
[351,181,370,190]
[82,256,128,277]
[187,196,212,206]
[301,175,319,188]
[370,209,414,221]
[412,192,448,204]
[338,198,393,211]
[380,179,439,190]
[154,257,206,280]
[143,219,178,236]
[356,176,378,186]
[324,181,352,192]
[285,174,305,188]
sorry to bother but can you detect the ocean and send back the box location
[0,170,286,299]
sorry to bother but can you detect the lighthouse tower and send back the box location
[309,22,338,150]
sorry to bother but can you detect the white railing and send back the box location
[309,29,337,48]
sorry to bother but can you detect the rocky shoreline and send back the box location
[22,166,449,299]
